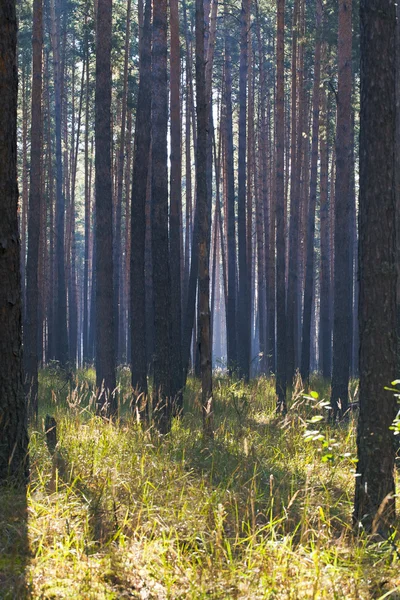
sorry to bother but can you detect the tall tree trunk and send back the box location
[300,0,322,383]
[131,0,151,406]
[275,0,286,411]
[0,0,29,481]
[170,0,183,410]
[286,0,305,385]
[224,20,237,373]
[319,76,331,378]
[51,0,68,365]
[354,0,397,534]
[152,0,172,432]
[330,0,352,419]
[196,0,213,437]
[21,68,29,316]
[24,0,43,417]
[83,21,90,364]
[114,0,131,365]
[237,0,250,381]
[95,0,116,415]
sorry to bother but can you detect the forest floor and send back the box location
[1,368,400,599]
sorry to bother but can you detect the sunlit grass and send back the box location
[0,369,399,598]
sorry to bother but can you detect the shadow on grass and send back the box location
[0,483,30,598]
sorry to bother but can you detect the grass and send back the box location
[0,367,400,598]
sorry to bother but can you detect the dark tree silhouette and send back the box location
[330,0,353,419]
[275,0,287,411]
[152,0,172,432]
[354,0,397,535]
[95,0,117,415]
[0,0,29,481]
[131,0,152,408]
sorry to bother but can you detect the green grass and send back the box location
[1,368,399,598]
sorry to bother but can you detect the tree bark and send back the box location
[196,0,213,437]
[330,0,352,419]
[237,0,250,381]
[224,19,237,373]
[170,0,183,410]
[0,0,29,481]
[300,0,322,383]
[131,0,152,407]
[275,0,287,411]
[95,0,117,415]
[152,0,172,432]
[354,0,397,535]
[24,0,43,417]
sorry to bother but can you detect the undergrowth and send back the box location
[0,368,399,598]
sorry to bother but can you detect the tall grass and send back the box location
[1,368,399,598]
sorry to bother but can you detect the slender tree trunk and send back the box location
[170,0,183,410]
[330,0,352,419]
[196,0,213,437]
[24,0,43,417]
[114,0,131,365]
[224,19,237,373]
[83,22,90,364]
[275,0,286,411]
[95,0,116,415]
[319,76,331,379]
[300,0,322,383]
[51,0,68,365]
[152,0,172,431]
[237,0,250,381]
[131,0,152,407]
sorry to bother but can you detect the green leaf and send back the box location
[307,415,324,424]
[321,453,334,463]
[310,391,319,399]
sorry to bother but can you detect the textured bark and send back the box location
[170,0,183,409]
[286,0,304,385]
[255,2,266,373]
[152,0,172,432]
[300,0,322,383]
[275,0,287,411]
[196,0,213,437]
[131,0,151,406]
[114,0,131,364]
[95,0,116,415]
[0,0,29,481]
[83,23,90,364]
[354,0,397,534]
[224,21,237,373]
[319,81,331,379]
[286,0,298,383]
[330,0,352,418]
[20,69,29,317]
[237,0,250,381]
[24,0,43,417]
[68,47,84,368]
[51,0,68,365]
[183,73,192,316]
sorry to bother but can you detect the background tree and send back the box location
[151,0,172,432]
[275,0,287,411]
[131,0,152,408]
[24,0,43,417]
[95,0,117,414]
[330,0,352,419]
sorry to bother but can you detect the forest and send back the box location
[0,0,399,596]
